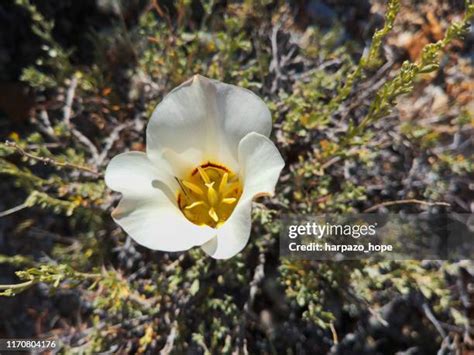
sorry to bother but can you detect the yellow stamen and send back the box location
[222,197,237,204]
[208,207,219,222]
[177,162,242,228]
[197,166,211,184]
[182,180,204,195]
[219,172,228,192]
[206,182,218,206]
[185,201,205,209]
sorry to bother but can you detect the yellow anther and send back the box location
[197,166,211,184]
[208,208,219,222]
[185,201,205,209]
[206,182,218,206]
[219,172,228,192]
[182,180,204,195]
[222,197,237,204]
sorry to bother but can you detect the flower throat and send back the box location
[177,162,242,228]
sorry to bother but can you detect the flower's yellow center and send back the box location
[177,162,242,228]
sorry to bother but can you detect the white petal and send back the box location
[147,75,272,175]
[112,195,215,252]
[238,132,285,200]
[215,79,272,164]
[105,151,175,198]
[202,132,285,259]
[201,200,252,259]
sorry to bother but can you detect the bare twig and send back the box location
[422,303,447,338]
[62,76,100,162]
[71,129,100,162]
[329,322,339,345]
[244,252,266,312]
[160,320,178,355]
[96,121,134,166]
[270,24,283,93]
[0,280,34,291]
[37,109,57,140]
[321,156,342,171]
[0,202,29,218]
[4,141,102,176]
[63,77,77,126]
[364,199,450,212]
[293,59,342,81]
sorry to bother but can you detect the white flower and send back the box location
[105,75,284,259]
